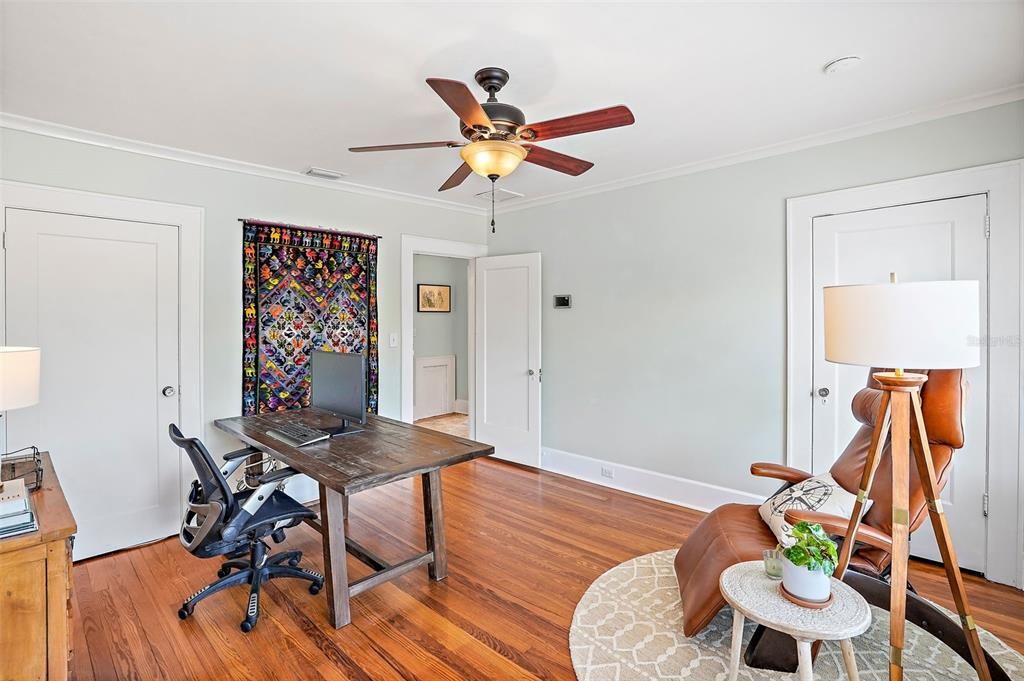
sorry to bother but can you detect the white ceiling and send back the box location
[2,1,1023,211]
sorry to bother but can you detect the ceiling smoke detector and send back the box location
[823,56,862,76]
[304,166,347,180]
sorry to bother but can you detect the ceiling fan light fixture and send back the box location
[459,140,527,179]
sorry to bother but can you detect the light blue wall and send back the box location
[489,101,1024,494]
[0,128,487,453]
[414,255,469,401]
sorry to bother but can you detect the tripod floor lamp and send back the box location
[823,278,990,681]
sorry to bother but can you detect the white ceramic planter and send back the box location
[781,556,832,602]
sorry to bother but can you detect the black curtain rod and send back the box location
[238,218,381,240]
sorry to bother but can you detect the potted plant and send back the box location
[781,521,839,603]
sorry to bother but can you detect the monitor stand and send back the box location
[323,419,363,437]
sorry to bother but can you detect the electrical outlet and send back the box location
[600,467,614,479]
[389,333,399,348]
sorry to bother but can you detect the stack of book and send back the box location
[0,477,37,539]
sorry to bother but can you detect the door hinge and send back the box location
[982,493,989,517]
[1,231,5,250]
[984,213,991,239]
[538,368,542,383]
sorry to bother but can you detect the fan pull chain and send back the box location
[490,177,496,234]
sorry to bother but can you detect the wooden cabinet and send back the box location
[0,453,76,681]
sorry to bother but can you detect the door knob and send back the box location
[527,369,535,376]
[817,387,830,398]
[162,385,177,397]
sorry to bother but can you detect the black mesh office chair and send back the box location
[169,424,324,632]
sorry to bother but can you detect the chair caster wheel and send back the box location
[240,620,254,633]
[217,566,231,578]
[309,582,322,595]
[288,557,300,567]
[178,606,192,620]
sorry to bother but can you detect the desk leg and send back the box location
[421,470,447,580]
[342,493,349,521]
[319,484,351,628]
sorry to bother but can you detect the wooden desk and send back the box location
[0,452,77,681]
[215,409,493,628]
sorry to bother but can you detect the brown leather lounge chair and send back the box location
[673,369,1007,679]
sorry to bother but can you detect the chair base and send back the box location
[178,540,324,632]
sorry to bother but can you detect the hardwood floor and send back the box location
[71,459,1024,680]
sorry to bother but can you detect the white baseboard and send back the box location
[540,447,763,513]
[454,399,469,414]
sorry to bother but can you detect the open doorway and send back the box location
[400,235,488,434]
[413,255,470,438]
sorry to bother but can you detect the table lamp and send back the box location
[0,347,41,493]
[823,276,990,681]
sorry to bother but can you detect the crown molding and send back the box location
[4,82,1022,218]
[0,112,486,216]
[496,83,1024,215]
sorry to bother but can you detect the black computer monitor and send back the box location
[310,350,367,432]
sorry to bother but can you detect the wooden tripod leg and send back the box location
[909,392,992,681]
[836,391,892,580]
[888,391,911,681]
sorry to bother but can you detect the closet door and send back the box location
[810,195,988,570]
[5,208,182,559]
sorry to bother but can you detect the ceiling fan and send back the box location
[349,67,635,193]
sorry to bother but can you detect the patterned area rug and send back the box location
[570,550,1024,680]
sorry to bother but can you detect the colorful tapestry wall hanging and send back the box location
[242,219,378,416]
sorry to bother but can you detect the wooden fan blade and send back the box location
[426,78,494,131]
[522,145,594,176]
[349,141,463,152]
[519,105,634,142]
[439,163,473,191]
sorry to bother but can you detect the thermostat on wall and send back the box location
[553,294,572,309]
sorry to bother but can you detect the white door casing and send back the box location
[474,253,542,467]
[414,354,455,421]
[811,195,988,570]
[785,160,1022,587]
[5,208,182,558]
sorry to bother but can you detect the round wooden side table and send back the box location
[719,561,872,681]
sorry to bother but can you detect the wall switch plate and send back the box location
[389,332,399,347]
[600,467,614,479]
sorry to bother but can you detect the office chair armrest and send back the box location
[217,447,262,479]
[784,509,893,553]
[223,446,262,461]
[750,462,812,485]
[257,467,300,485]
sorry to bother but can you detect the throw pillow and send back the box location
[758,472,872,547]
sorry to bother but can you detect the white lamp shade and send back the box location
[823,281,980,369]
[0,347,41,411]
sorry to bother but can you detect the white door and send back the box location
[811,194,988,571]
[474,253,541,467]
[4,208,182,559]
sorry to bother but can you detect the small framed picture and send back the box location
[417,284,451,313]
